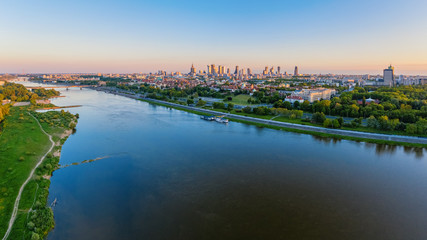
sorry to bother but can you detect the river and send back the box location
[25,84,427,239]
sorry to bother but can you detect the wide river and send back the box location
[27,84,427,239]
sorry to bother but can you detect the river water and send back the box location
[27,84,427,239]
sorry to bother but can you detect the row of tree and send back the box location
[0,104,10,126]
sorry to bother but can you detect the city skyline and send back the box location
[1,0,427,75]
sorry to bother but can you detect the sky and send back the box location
[1,0,427,75]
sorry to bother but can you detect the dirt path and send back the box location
[2,113,55,240]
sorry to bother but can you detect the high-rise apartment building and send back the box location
[383,65,395,87]
[234,66,239,75]
[190,64,196,75]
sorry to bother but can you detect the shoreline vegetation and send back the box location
[141,98,427,148]
[0,82,78,240]
[96,88,426,148]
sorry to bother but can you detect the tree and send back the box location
[283,101,292,110]
[416,119,427,134]
[186,99,194,105]
[312,112,326,124]
[213,102,225,109]
[243,106,252,114]
[332,119,341,129]
[273,100,284,108]
[323,119,333,128]
[389,118,400,131]
[406,124,417,134]
[302,100,311,111]
[253,106,271,115]
[196,99,206,107]
[31,232,40,240]
[377,116,390,130]
[337,117,344,126]
[227,103,235,111]
[367,116,377,129]
[293,101,300,109]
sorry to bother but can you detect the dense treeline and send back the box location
[32,88,60,98]
[0,82,58,102]
[0,82,60,130]
[285,85,427,134]
[119,84,225,99]
[0,82,37,102]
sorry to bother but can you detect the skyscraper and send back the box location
[294,66,299,76]
[219,65,225,75]
[247,68,252,76]
[234,66,239,75]
[263,66,268,75]
[207,65,212,74]
[190,64,196,75]
[211,64,218,75]
[383,65,395,87]
[277,66,281,74]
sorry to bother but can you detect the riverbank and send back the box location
[139,98,427,147]
[93,87,427,147]
[0,106,77,240]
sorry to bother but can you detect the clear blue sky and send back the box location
[1,0,427,75]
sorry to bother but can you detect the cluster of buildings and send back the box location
[3,64,424,106]
[188,64,301,80]
[376,65,427,86]
[286,88,337,103]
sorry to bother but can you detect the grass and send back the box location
[140,99,427,148]
[224,94,255,105]
[0,106,77,240]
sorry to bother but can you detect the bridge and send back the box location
[26,85,92,90]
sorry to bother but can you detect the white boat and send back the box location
[215,117,229,123]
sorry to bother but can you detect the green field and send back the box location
[224,94,255,105]
[0,106,77,240]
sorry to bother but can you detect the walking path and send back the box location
[2,113,55,240]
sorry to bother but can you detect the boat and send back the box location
[215,117,229,123]
[201,115,216,121]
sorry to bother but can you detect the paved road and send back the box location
[144,98,427,145]
[2,113,55,240]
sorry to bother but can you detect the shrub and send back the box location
[213,102,226,110]
[243,106,252,114]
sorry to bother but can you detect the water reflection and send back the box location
[311,135,343,145]
[364,142,425,159]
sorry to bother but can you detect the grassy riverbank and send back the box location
[0,106,77,240]
[141,99,427,148]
